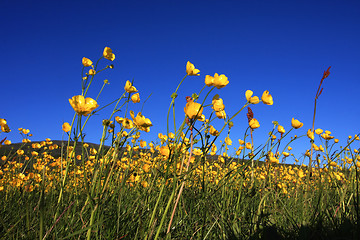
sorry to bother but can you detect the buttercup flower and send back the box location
[0,119,10,133]
[130,111,153,132]
[160,146,170,157]
[186,61,200,76]
[225,136,232,146]
[215,110,226,119]
[131,93,140,103]
[214,73,229,89]
[307,129,314,140]
[122,118,134,129]
[184,100,203,119]
[103,47,115,61]
[321,132,334,140]
[62,122,71,132]
[124,80,138,93]
[249,118,260,129]
[291,118,303,129]
[209,125,219,136]
[88,69,96,76]
[82,57,93,67]
[205,73,229,89]
[278,125,285,134]
[245,90,260,104]
[261,90,273,105]
[212,97,225,112]
[69,95,99,116]
[315,128,323,135]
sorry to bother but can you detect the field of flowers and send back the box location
[0,47,359,239]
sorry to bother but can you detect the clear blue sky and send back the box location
[1,0,360,163]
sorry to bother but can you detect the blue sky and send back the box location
[1,0,360,163]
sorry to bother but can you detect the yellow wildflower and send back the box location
[82,57,93,67]
[130,111,153,132]
[103,47,115,61]
[245,90,260,104]
[184,100,203,119]
[291,118,303,129]
[131,93,140,103]
[124,80,138,93]
[4,140,11,145]
[261,90,273,105]
[212,97,225,112]
[209,125,219,136]
[215,110,226,119]
[315,128,323,135]
[62,122,71,132]
[186,61,200,76]
[205,73,229,89]
[225,136,232,146]
[307,129,314,140]
[160,146,170,158]
[88,69,96,75]
[249,118,260,129]
[321,132,334,140]
[278,125,285,134]
[69,95,99,116]
[122,118,134,129]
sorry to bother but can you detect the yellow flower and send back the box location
[69,95,99,116]
[238,139,245,145]
[22,129,30,134]
[62,122,71,132]
[245,90,260,104]
[205,75,214,86]
[278,125,285,134]
[283,152,290,157]
[160,146,170,158]
[321,132,334,140]
[212,97,225,112]
[184,100,203,119]
[193,148,203,156]
[315,128,323,135]
[186,61,200,76]
[291,118,303,129]
[140,140,147,148]
[312,143,320,151]
[124,80,138,93]
[17,150,24,155]
[82,57,93,67]
[307,129,314,140]
[0,119,10,133]
[249,118,260,129]
[225,136,232,146]
[334,139,339,143]
[214,110,226,119]
[210,73,229,89]
[246,142,252,149]
[205,73,229,89]
[261,90,273,105]
[122,118,134,129]
[131,93,140,103]
[210,144,217,156]
[103,47,115,61]
[4,140,11,145]
[130,111,153,132]
[88,69,96,75]
[0,119,6,127]
[209,125,219,136]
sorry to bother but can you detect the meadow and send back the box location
[0,47,359,240]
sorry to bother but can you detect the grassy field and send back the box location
[1,48,359,239]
